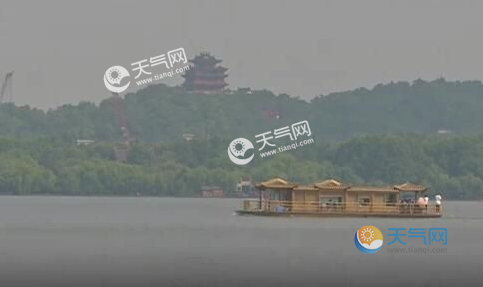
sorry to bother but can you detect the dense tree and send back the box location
[0,134,482,199]
[2,80,483,199]
[1,79,483,143]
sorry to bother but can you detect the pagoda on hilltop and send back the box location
[182,52,228,94]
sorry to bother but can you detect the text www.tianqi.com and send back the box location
[387,247,448,253]
[259,138,315,158]
[135,65,190,86]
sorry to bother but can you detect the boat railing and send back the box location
[242,199,442,216]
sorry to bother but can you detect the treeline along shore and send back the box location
[1,79,483,198]
[1,134,483,199]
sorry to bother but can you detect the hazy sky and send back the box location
[1,0,483,109]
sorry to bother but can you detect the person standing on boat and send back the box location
[435,194,442,213]
[416,197,424,214]
[423,194,429,214]
[417,197,425,206]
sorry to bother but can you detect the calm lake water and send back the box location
[0,197,481,287]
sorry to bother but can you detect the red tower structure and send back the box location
[109,92,134,162]
[182,52,228,94]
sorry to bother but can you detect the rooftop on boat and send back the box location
[238,178,442,218]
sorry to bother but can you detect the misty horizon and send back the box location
[1,0,483,109]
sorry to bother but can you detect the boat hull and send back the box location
[236,210,442,218]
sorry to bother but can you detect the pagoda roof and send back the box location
[256,177,297,189]
[186,70,228,76]
[187,67,227,72]
[349,186,398,193]
[348,182,428,193]
[314,179,350,190]
[394,182,428,192]
[255,178,428,193]
[294,185,319,191]
[184,80,228,87]
[189,52,222,63]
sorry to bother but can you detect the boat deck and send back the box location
[238,200,442,218]
[236,210,442,218]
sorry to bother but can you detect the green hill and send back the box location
[1,78,483,142]
[1,79,483,199]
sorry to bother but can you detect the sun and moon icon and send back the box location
[227,138,255,165]
[360,227,375,243]
[231,139,247,156]
[103,65,131,93]
[354,226,383,254]
[108,67,122,83]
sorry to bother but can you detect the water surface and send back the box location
[0,197,481,287]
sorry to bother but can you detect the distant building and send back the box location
[237,87,252,94]
[76,139,95,146]
[113,143,129,162]
[200,186,224,198]
[236,178,253,194]
[437,129,453,135]
[183,133,195,142]
[182,52,228,94]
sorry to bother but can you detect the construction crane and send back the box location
[109,92,133,161]
[0,72,14,104]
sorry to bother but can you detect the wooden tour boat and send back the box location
[237,178,442,218]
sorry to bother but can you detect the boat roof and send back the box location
[256,178,428,192]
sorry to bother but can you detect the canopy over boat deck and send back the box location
[238,178,441,218]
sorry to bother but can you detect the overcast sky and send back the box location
[1,0,483,109]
